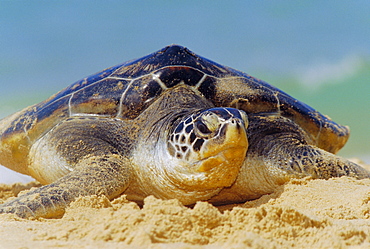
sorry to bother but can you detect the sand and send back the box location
[1,160,370,249]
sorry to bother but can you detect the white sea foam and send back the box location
[297,54,365,90]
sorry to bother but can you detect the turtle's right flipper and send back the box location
[0,154,131,218]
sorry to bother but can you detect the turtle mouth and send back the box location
[194,144,247,172]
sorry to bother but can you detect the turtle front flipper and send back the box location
[234,115,370,199]
[252,115,370,179]
[0,117,133,218]
[0,154,131,218]
[256,136,370,181]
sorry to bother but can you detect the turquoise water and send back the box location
[0,1,369,162]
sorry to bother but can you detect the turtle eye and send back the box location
[195,120,212,135]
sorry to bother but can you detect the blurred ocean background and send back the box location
[0,1,369,183]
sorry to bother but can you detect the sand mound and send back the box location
[1,164,370,248]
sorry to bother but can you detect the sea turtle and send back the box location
[0,45,369,218]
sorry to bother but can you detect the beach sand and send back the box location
[1,160,370,248]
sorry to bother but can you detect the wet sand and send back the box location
[1,160,370,248]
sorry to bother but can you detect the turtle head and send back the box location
[167,107,249,190]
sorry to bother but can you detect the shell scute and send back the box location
[119,74,163,119]
[197,76,217,100]
[157,66,204,87]
[69,78,124,116]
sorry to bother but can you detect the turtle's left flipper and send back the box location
[247,115,370,181]
[0,154,130,218]
[261,141,370,180]
[295,146,370,180]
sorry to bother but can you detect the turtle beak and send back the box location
[195,117,248,188]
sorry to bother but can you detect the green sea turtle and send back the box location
[0,45,369,218]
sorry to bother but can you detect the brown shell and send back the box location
[1,45,349,156]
